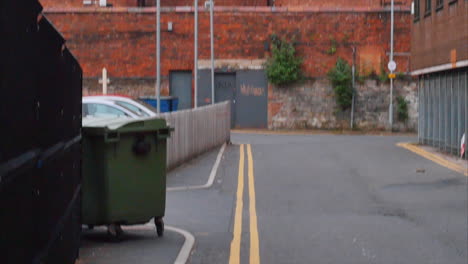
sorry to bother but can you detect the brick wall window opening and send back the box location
[436,0,444,10]
[414,0,420,21]
[425,0,431,16]
[448,0,458,5]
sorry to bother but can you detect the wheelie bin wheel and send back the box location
[155,218,164,237]
[108,224,124,241]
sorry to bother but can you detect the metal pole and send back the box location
[210,0,215,104]
[194,0,198,108]
[351,47,356,129]
[156,0,161,113]
[389,0,394,129]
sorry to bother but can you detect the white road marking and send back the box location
[167,143,227,191]
[122,224,195,264]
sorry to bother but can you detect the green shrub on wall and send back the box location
[328,58,353,110]
[265,38,303,85]
[396,95,409,122]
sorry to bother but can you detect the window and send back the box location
[425,0,432,16]
[436,0,443,10]
[414,0,420,21]
[85,103,129,117]
[115,101,149,117]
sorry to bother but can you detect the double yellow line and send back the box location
[397,142,468,176]
[229,144,260,264]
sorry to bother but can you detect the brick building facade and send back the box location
[42,1,413,129]
[40,0,411,7]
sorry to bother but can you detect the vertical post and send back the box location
[102,68,108,95]
[194,0,198,108]
[156,0,161,113]
[350,47,356,129]
[418,77,421,143]
[389,0,394,129]
[210,0,215,104]
[462,71,468,160]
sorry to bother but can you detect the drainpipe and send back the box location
[156,0,161,113]
[194,0,198,108]
[389,0,394,129]
[351,47,356,130]
[210,0,215,104]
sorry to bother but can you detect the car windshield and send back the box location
[114,101,150,117]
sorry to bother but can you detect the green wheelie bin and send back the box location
[81,116,171,239]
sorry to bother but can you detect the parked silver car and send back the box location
[82,97,141,118]
[84,95,158,117]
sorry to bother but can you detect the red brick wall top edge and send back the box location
[43,6,411,13]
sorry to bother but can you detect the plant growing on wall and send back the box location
[396,95,409,122]
[326,38,338,55]
[328,58,353,110]
[265,37,303,85]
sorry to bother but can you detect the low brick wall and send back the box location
[268,78,418,131]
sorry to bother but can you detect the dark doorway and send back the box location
[170,71,192,110]
[215,73,236,127]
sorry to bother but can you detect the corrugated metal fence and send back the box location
[157,101,231,169]
[418,67,467,157]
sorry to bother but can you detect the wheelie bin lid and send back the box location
[82,116,171,139]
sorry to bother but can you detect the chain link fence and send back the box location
[418,67,467,157]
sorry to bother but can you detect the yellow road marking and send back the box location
[229,144,245,264]
[247,144,261,264]
[397,142,468,176]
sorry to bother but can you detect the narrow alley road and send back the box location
[166,133,467,264]
[81,133,467,264]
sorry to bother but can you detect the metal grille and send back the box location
[418,67,467,157]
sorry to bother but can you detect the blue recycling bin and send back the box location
[139,96,179,112]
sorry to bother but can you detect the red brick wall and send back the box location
[44,8,411,79]
[275,0,411,7]
[161,0,265,6]
[39,0,266,8]
[40,0,411,8]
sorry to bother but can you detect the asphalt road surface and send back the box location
[167,133,467,264]
[81,133,468,264]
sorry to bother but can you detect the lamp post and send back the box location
[389,0,394,128]
[194,0,198,108]
[210,0,215,104]
[156,0,161,113]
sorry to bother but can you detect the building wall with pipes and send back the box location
[39,0,412,8]
[39,0,267,8]
[43,6,414,130]
[44,7,411,83]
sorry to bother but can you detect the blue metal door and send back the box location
[170,71,192,110]
[215,73,236,127]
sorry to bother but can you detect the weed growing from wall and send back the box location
[396,95,409,122]
[328,58,353,110]
[265,37,303,85]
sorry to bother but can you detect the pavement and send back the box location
[79,132,468,264]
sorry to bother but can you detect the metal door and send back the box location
[215,73,236,127]
[170,71,192,110]
[235,70,268,128]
